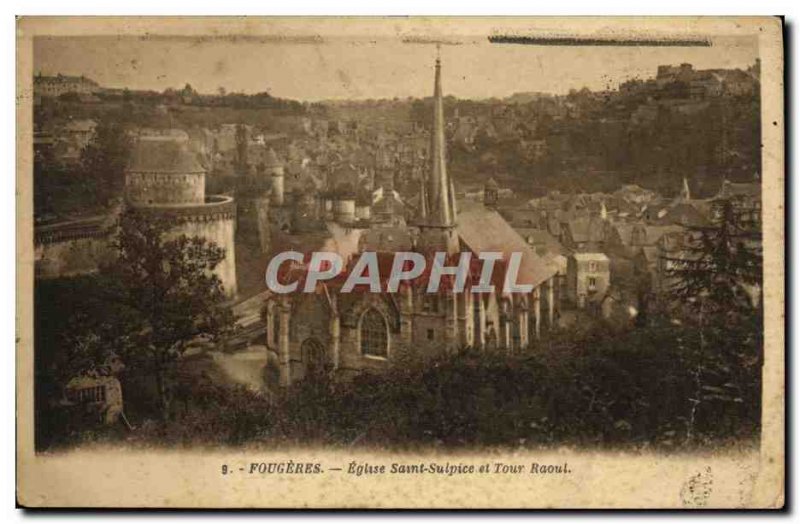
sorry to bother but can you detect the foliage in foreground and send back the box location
[38,308,760,452]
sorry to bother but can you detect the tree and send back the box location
[410,98,432,129]
[665,198,762,313]
[102,209,235,420]
[78,120,132,207]
[235,123,249,175]
[663,198,763,442]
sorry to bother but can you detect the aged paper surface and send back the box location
[16,16,784,508]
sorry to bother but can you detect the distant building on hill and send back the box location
[34,73,100,98]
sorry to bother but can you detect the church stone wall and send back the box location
[412,310,449,348]
[288,294,331,382]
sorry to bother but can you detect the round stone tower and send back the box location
[125,134,238,297]
[265,148,285,206]
[332,182,357,224]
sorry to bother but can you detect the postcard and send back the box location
[16,16,784,509]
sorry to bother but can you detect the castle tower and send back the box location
[125,135,237,297]
[375,145,395,189]
[416,53,459,255]
[235,144,276,254]
[333,182,357,225]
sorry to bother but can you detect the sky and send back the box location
[33,34,759,101]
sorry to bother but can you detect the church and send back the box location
[262,57,561,387]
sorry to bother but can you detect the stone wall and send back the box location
[288,294,331,382]
[34,218,114,279]
[137,196,238,298]
[34,234,113,279]
[173,215,237,298]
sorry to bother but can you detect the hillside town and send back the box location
[32,53,763,448]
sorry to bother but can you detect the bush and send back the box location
[36,311,761,452]
[257,314,760,450]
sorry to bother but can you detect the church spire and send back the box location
[419,173,428,220]
[449,176,458,221]
[428,50,453,226]
[416,51,459,256]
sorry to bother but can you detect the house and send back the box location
[714,179,762,227]
[567,253,610,309]
[654,201,710,227]
[513,227,564,257]
[62,375,124,425]
[49,119,98,165]
[629,226,688,295]
[451,119,478,150]
[560,216,621,253]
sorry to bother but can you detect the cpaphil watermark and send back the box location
[265,251,535,294]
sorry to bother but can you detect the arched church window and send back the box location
[360,308,388,358]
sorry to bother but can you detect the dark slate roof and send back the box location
[127,137,205,174]
[360,227,414,252]
[566,217,608,244]
[655,202,710,227]
[457,206,559,289]
[331,181,356,198]
[618,223,684,247]
[512,227,565,255]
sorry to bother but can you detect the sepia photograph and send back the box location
[15,16,784,509]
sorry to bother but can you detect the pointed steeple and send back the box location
[419,174,428,220]
[415,51,459,256]
[428,49,453,226]
[600,199,608,221]
[449,176,458,220]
